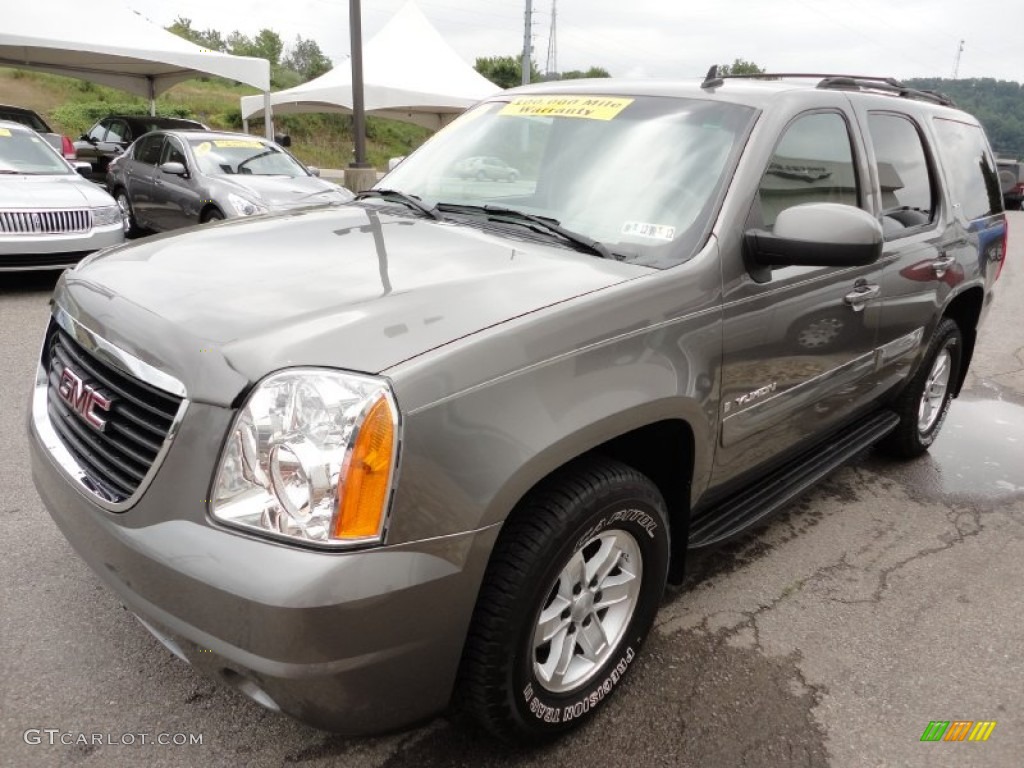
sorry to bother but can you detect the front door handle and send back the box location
[844,283,880,312]
[931,255,956,278]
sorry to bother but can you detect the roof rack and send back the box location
[700,68,955,107]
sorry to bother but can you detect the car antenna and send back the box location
[701,65,724,90]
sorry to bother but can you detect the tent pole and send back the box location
[148,76,156,116]
[349,0,370,168]
[263,92,274,139]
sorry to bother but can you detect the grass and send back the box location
[0,68,431,170]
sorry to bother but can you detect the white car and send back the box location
[0,119,124,271]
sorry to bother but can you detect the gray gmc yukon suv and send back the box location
[29,72,1008,741]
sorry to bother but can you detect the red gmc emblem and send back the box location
[58,367,112,432]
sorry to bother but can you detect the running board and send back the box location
[687,410,900,549]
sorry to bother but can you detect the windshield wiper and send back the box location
[355,189,442,221]
[436,203,615,260]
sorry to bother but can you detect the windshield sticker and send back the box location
[621,221,676,241]
[194,141,212,155]
[499,96,634,121]
[213,140,264,149]
[0,128,10,137]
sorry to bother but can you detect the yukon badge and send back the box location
[724,382,778,413]
[58,367,112,431]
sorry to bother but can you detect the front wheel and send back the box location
[880,317,962,458]
[459,457,670,741]
[113,189,137,236]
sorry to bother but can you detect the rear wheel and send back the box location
[880,317,962,458]
[459,457,669,741]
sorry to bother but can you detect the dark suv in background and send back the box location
[74,115,207,176]
[31,72,1007,742]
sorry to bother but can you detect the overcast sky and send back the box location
[123,0,1021,84]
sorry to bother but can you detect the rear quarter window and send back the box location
[932,118,1002,220]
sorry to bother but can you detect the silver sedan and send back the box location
[106,130,353,234]
[0,120,125,271]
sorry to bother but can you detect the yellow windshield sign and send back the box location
[213,140,265,149]
[0,128,11,137]
[499,96,634,121]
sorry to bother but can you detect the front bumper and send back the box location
[29,401,500,733]
[0,224,123,271]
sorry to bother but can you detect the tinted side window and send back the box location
[87,121,108,142]
[135,135,163,166]
[160,138,187,166]
[868,113,935,234]
[759,112,859,228]
[106,120,129,144]
[932,118,1002,220]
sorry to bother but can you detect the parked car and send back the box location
[997,158,1023,210]
[454,154,520,181]
[30,73,1006,741]
[0,103,76,160]
[74,115,207,176]
[105,130,353,233]
[0,120,124,271]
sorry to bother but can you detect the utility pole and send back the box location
[521,0,533,86]
[952,39,965,79]
[544,0,558,80]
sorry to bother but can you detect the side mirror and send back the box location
[744,203,883,282]
[160,161,188,177]
[73,162,92,178]
[274,133,291,147]
[308,166,320,177]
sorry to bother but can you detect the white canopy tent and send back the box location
[239,1,500,132]
[1,4,274,137]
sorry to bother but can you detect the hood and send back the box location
[0,174,116,209]
[214,174,352,209]
[56,205,650,405]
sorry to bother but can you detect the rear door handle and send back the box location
[844,283,880,312]
[931,255,956,278]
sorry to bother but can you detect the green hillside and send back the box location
[906,78,1024,159]
[0,67,430,169]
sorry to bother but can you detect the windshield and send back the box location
[188,138,309,178]
[0,126,70,175]
[383,95,756,267]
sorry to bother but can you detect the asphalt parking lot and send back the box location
[2,212,1022,768]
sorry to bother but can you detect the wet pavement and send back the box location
[2,212,1023,767]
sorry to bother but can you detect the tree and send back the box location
[474,55,541,89]
[720,59,764,76]
[166,17,226,52]
[284,36,333,81]
[558,66,611,80]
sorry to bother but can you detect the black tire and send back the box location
[202,208,225,223]
[880,317,962,459]
[113,188,138,236]
[459,457,670,741]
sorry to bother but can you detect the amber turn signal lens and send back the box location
[334,396,395,539]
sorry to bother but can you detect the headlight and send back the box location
[228,192,268,216]
[92,205,122,227]
[212,369,400,547]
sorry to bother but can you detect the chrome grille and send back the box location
[0,209,92,234]
[43,324,184,504]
